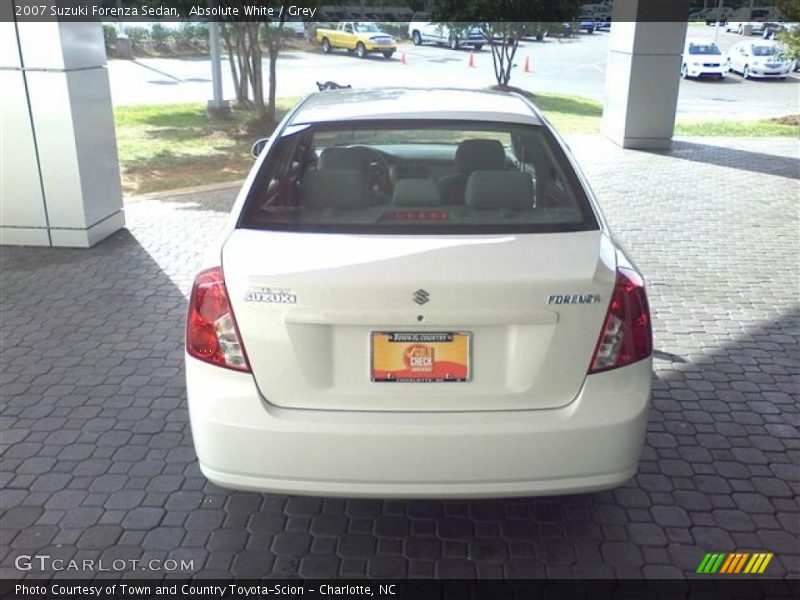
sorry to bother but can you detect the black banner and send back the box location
[2,579,799,600]
[5,0,717,23]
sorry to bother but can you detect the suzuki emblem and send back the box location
[412,289,430,305]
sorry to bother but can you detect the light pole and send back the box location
[207,21,230,118]
[115,0,133,58]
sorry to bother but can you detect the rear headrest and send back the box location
[455,139,506,174]
[392,178,442,207]
[299,169,369,209]
[465,171,534,210]
[317,147,372,172]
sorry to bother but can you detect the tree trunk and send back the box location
[249,24,265,119]
[487,24,518,88]
[221,25,241,101]
[267,51,277,124]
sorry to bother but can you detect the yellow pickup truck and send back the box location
[316,22,396,59]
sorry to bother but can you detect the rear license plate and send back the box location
[371,332,471,382]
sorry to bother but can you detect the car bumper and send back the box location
[749,68,791,78]
[365,44,396,52]
[186,356,651,498]
[686,65,726,77]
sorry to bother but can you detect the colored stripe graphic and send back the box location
[698,552,774,574]
[719,553,736,574]
[744,554,761,574]
[732,553,749,573]
[697,553,727,574]
[696,553,714,573]
[744,553,773,574]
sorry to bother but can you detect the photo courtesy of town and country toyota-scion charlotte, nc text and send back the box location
[16,3,321,18]
[14,583,398,597]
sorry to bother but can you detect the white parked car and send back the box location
[725,6,782,35]
[581,2,612,22]
[726,40,793,79]
[408,14,485,50]
[681,40,726,79]
[185,88,653,498]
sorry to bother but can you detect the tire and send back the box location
[474,44,483,51]
[726,57,733,73]
[737,24,743,35]
[743,64,751,79]
[383,50,394,59]
[412,31,422,46]
[449,36,459,50]
[355,42,366,59]
[321,38,332,54]
[681,63,689,79]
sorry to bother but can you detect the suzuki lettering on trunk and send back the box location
[185,88,653,498]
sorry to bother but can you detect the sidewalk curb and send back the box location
[125,180,244,202]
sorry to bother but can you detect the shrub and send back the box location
[150,23,172,50]
[125,26,149,51]
[175,22,207,49]
[102,24,117,55]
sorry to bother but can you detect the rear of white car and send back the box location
[185,89,652,498]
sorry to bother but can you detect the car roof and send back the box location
[288,88,543,126]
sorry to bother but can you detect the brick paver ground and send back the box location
[1,135,798,580]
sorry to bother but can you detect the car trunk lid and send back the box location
[222,228,615,411]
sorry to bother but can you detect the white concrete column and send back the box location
[1,8,124,247]
[601,1,689,149]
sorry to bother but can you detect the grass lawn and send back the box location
[115,99,300,195]
[115,93,799,195]
[525,91,800,138]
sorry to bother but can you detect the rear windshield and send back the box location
[238,119,598,235]
[751,44,777,56]
[688,43,721,55]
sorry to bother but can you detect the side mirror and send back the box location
[251,138,269,159]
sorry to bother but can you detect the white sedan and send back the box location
[726,40,793,79]
[185,88,653,498]
[681,40,726,79]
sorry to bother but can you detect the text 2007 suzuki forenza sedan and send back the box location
[186,88,652,498]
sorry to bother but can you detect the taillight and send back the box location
[588,267,652,374]
[186,267,251,372]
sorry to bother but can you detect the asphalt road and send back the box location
[107,26,799,120]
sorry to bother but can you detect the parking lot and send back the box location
[107,26,800,120]
[1,134,797,581]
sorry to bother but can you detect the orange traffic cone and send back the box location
[524,55,531,73]
[401,52,407,64]
[468,51,475,67]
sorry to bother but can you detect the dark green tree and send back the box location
[429,0,581,87]
[776,0,800,61]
